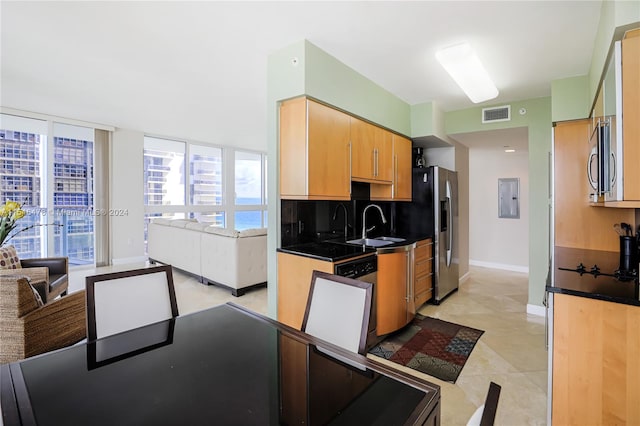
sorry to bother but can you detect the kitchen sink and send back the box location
[346,238,394,247]
[375,236,406,243]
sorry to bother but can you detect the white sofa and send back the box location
[147,219,267,296]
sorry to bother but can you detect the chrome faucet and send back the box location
[332,203,349,238]
[362,204,387,239]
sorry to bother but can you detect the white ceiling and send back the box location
[0,1,603,151]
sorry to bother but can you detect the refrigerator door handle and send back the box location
[446,180,452,267]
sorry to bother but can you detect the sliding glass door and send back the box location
[0,114,98,265]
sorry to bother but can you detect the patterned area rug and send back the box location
[369,315,484,383]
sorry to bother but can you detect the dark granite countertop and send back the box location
[277,241,375,262]
[277,234,433,263]
[547,246,640,306]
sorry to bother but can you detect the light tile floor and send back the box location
[69,263,546,425]
[371,267,548,426]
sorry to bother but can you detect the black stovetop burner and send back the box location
[559,263,638,282]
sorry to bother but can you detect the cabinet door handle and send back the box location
[348,141,352,195]
[394,154,398,198]
[372,148,376,178]
[374,148,378,177]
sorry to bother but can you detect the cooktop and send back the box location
[551,246,640,306]
[278,241,375,262]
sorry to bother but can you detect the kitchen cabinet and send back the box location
[376,244,415,335]
[551,293,640,425]
[621,29,640,202]
[277,252,334,329]
[371,134,412,201]
[279,97,351,200]
[350,117,393,184]
[553,120,633,251]
[412,238,433,310]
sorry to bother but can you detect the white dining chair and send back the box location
[85,265,179,341]
[467,381,502,426]
[301,270,373,355]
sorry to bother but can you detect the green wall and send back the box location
[304,41,411,135]
[410,102,435,137]
[553,2,640,122]
[551,76,590,122]
[589,1,640,105]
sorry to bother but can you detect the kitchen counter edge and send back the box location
[278,234,433,263]
[545,285,640,307]
[548,246,640,307]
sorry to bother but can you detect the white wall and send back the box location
[424,147,455,170]
[110,129,146,264]
[469,149,529,272]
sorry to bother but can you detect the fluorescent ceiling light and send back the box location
[505,149,516,153]
[436,43,499,103]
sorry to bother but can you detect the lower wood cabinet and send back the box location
[377,246,413,335]
[277,252,334,329]
[413,238,433,309]
[552,293,640,425]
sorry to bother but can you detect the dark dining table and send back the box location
[1,303,440,425]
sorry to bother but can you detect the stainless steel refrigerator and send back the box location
[396,166,459,303]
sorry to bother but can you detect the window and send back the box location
[143,138,266,252]
[0,114,100,265]
[52,123,95,265]
[189,144,223,226]
[143,137,185,206]
[0,119,45,259]
[234,151,267,231]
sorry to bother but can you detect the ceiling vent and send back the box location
[482,105,511,123]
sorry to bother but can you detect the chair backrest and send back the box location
[301,270,373,355]
[467,381,502,426]
[86,265,179,341]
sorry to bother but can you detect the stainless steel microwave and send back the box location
[587,118,612,202]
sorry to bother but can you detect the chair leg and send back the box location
[61,290,68,297]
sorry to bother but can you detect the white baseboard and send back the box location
[460,271,470,282]
[111,256,148,265]
[527,304,546,317]
[469,259,529,274]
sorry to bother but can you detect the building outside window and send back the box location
[0,126,44,258]
[189,144,223,225]
[0,115,97,265]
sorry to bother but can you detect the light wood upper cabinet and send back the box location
[279,97,351,200]
[350,117,393,184]
[622,29,640,201]
[554,120,634,251]
[371,134,412,201]
[393,135,413,200]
